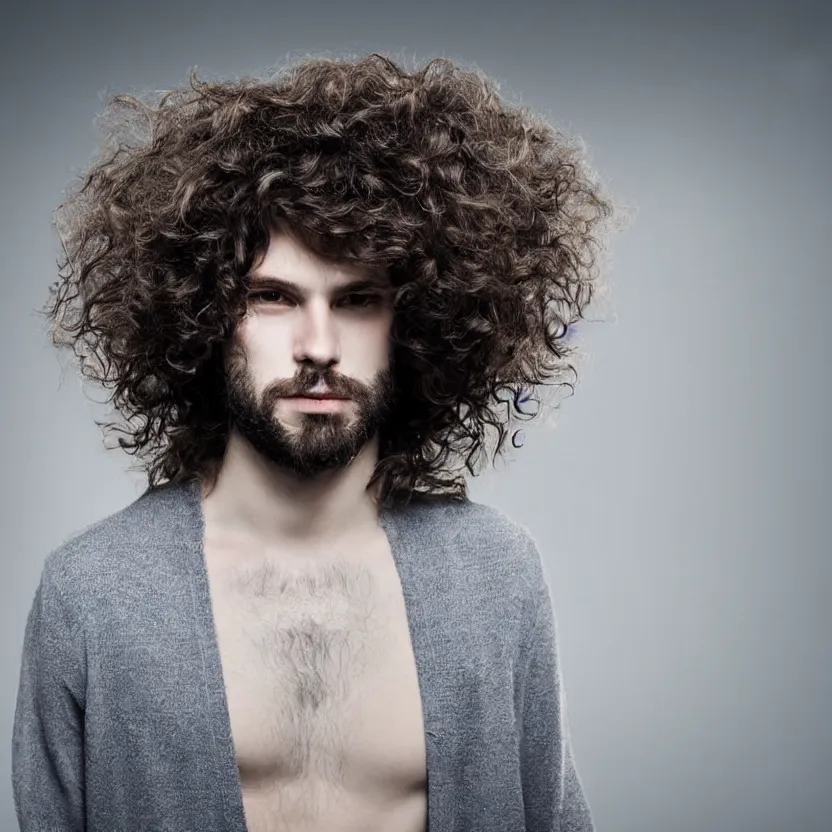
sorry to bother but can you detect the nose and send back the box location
[292,301,340,370]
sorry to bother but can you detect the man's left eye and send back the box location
[342,294,378,306]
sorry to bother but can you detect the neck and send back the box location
[199,429,383,549]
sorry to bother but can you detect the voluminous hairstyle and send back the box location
[42,52,622,508]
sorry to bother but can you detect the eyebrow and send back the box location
[247,274,390,297]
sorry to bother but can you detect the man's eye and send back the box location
[250,291,288,303]
[248,291,381,307]
[340,293,378,307]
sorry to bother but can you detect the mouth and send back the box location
[288,394,350,401]
[282,394,351,413]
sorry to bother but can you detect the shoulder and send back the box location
[390,494,548,597]
[38,480,195,624]
[394,491,533,535]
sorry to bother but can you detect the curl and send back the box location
[39,52,625,507]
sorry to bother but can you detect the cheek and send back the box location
[235,324,295,386]
[352,328,392,368]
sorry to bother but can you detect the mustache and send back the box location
[266,370,365,400]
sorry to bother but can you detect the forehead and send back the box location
[252,226,389,288]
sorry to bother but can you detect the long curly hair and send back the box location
[41,52,622,508]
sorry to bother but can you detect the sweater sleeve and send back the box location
[12,567,87,831]
[520,583,595,832]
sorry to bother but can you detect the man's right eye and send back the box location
[250,291,287,303]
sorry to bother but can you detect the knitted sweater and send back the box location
[12,476,595,831]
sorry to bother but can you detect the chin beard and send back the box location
[240,411,377,478]
[224,363,396,479]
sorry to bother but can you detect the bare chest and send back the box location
[203,529,427,831]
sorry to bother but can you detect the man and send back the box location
[13,52,617,831]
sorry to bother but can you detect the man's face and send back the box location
[223,225,397,479]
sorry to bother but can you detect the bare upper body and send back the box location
[196,222,427,831]
[203,518,428,832]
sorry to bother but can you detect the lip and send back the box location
[288,394,350,400]
[283,395,351,413]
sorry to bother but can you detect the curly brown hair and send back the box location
[40,52,622,508]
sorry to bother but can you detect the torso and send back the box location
[202,521,428,832]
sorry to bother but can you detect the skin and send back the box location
[196,224,429,830]
[200,220,397,552]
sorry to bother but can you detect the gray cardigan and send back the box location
[12,476,595,831]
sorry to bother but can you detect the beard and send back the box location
[223,344,397,480]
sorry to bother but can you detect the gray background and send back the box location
[2,1,830,830]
